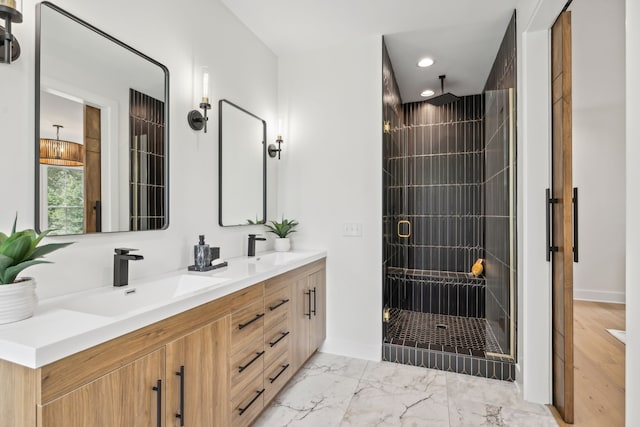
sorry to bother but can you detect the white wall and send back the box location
[277,36,383,360]
[0,0,279,299]
[626,1,640,424]
[571,0,626,303]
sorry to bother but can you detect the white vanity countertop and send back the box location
[0,249,326,369]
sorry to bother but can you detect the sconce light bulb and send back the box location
[277,118,284,139]
[1,0,17,10]
[202,69,209,103]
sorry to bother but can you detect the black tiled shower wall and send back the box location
[483,12,517,354]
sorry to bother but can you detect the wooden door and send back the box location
[309,269,326,352]
[292,277,311,371]
[84,105,101,233]
[551,10,574,424]
[39,348,164,427]
[166,316,230,427]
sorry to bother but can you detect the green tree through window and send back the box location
[47,167,84,235]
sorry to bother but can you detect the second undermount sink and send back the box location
[60,274,229,318]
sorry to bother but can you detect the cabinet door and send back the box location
[39,348,164,427]
[309,268,326,352]
[292,276,311,371]
[166,316,230,427]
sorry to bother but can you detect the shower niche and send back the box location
[382,13,517,381]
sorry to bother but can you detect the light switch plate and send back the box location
[342,222,363,237]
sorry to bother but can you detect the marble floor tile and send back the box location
[254,370,359,427]
[448,399,557,427]
[341,378,449,426]
[254,352,557,427]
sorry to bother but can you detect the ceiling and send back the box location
[221,0,518,103]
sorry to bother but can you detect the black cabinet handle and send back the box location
[238,313,264,330]
[268,364,290,384]
[573,187,579,262]
[152,379,162,427]
[305,291,311,319]
[269,298,290,311]
[311,287,317,316]
[238,388,265,415]
[175,366,185,426]
[269,331,290,347]
[546,188,559,261]
[238,351,265,373]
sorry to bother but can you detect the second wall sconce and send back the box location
[0,0,23,64]
[187,67,211,133]
[268,118,284,159]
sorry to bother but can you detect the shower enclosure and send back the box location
[382,14,517,381]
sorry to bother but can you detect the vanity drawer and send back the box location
[230,340,265,398]
[231,373,265,427]
[264,320,291,366]
[264,284,291,320]
[263,348,292,404]
[231,300,265,355]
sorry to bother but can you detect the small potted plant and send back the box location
[0,216,72,324]
[265,216,298,252]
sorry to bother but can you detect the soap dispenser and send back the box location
[194,235,211,270]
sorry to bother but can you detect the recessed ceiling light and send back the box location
[421,89,435,97]
[417,57,435,68]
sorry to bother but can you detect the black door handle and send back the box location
[311,287,317,316]
[238,389,265,415]
[238,351,265,373]
[176,365,185,426]
[546,188,559,261]
[152,379,162,427]
[305,290,311,319]
[238,313,264,330]
[573,187,579,262]
[268,298,290,311]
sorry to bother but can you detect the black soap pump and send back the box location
[194,235,211,270]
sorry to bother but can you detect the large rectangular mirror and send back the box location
[219,99,266,226]
[35,2,169,235]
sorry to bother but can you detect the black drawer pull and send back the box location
[269,298,290,311]
[238,351,265,373]
[238,313,265,330]
[268,363,290,383]
[152,379,162,427]
[176,365,185,426]
[269,331,290,347]
[311,287,317,316]
[238,388,265,415]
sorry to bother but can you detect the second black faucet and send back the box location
[247,234,266,257]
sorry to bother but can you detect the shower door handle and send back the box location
[573,187,578,262]
[546,189,559,262]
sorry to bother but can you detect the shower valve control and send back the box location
[342,223,363,237]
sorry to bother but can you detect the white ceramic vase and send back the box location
[274,237,291,252]
[0,278,37,325]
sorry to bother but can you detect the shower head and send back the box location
[425,75,460,106]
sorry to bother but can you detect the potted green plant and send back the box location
[265,217,298,252]
[0,216,72,324]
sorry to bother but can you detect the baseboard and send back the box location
[574,289,625,304]
[319,338,381,361]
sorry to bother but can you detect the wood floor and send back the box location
[550,301,625,426]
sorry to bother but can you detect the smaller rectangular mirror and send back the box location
[219,100,266,226]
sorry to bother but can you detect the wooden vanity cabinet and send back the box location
[292,263,326,371]
[38,348,165,427]
[0,258,326,427]
[165,316,230,427]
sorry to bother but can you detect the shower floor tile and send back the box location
[386,308,503,355]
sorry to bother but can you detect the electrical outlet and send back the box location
[342,223,363,237]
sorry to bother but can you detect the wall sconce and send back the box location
[268,117,284,159]
[187,67,211,132]
[0,0,22,64]
[40,125,85,166]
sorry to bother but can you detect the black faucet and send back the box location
[113,248,144,287]
[247,234,266,257]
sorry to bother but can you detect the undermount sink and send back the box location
[60,274,229,318]
[250,252,307,266]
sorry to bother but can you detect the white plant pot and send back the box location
[274,237,291,252]
[0,278,37,325]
